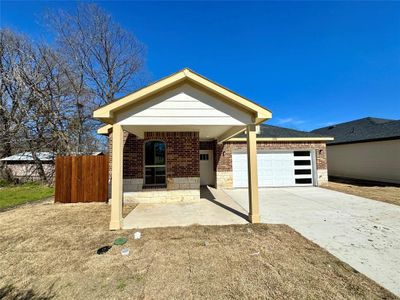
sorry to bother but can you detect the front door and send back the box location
[200,150,215,186]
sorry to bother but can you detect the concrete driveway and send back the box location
[224,187,400,296]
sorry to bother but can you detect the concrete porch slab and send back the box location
[123,187,248,229]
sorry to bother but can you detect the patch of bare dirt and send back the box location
[321,181,400,206]
[0,202,397,299]
[122,203,137,218]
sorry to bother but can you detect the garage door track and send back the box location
[224,187,400,296]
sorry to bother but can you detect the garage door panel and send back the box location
[232,151,313,188]
[258,153,295,187]
[232,153,248,188]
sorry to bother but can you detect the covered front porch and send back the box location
[123,186,248,229]
[109,123,262,230]
[93,69,272,230]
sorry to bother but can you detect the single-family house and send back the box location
[0,152,55,182]
[312,117,400,184]
[0,151,104,182]
[94,69,333,230]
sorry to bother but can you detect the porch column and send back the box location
[110,124,123,230]
[246,124,260,223]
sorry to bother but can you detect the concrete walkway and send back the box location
[123,187,247,229]
[224,187,400,296]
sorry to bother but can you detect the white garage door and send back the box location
[232,151,314,188]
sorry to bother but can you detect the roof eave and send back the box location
[228,137,334,142]
[97,124,113,135]
[327,136,399,146]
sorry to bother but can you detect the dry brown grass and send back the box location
[0,201,397,300]
[321,181,400,206]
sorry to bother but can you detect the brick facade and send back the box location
[109,131,200,202]
[108,133,328,202]
[109,131,200,179]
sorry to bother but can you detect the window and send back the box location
[294,160,311,166]
[144,141,166,185]
[293,151,310,157]
[294,169,311,175]
[295,178,312,184]
[200,154,209,161]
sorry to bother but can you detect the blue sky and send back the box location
[1,1,399,131]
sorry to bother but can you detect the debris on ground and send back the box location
[250,251,260,256]
[114,237,128,245]
[97,245,112,255]
[121,248,130,256]
[134,231,141,240]
[203,240,209,246]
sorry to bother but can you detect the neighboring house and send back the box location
[94,68,332,230]
[0,152,55,182]
[0,152,104,182]
[312,117,400,184]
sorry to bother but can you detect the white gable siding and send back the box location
[116,84,253,126]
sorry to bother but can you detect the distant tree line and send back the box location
[0,3,147,183]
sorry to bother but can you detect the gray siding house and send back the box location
[313,117,400,184]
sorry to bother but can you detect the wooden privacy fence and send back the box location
[55,155,109,203]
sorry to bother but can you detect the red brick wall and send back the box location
[109,131,199,179]
[216,141,328,171]
[124,133,144,179]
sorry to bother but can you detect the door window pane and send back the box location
[200,154,209,160]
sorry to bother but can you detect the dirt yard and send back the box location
[321,180,400,206]
[0,201,397,300]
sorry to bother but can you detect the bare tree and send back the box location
[1,4,147,183]
[0,29,99,182]
[0,29,49,181]
[45,3,146,106]
[0,29,29,159]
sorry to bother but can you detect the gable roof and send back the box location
[312,117,400,145]
[229,124,333,142]
[0,152,55,162]
[93,68,272,124]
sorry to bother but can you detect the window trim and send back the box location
[143,140,166,186]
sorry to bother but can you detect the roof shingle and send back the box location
[312,117,400,145]
[235,124,327,139]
